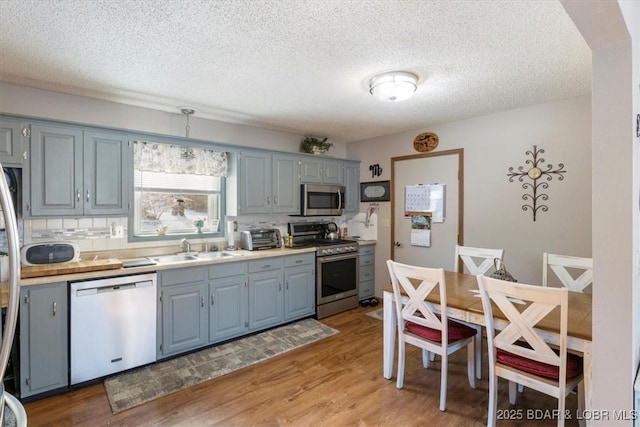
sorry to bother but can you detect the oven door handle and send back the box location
[318,253,359,263]
[337,189,343,211]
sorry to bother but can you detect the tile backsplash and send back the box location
[20,211,375,257]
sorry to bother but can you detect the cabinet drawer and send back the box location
[359,245,375,256]
[359,279,374,299]
[160,266,207,286]
[359,254,374,267]
[248,257,284,273]
[284,253,314,268]
[209,261,248,279]
[360,264,374,282]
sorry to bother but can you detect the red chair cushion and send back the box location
[405,318,477,343]
[496,349,583,380]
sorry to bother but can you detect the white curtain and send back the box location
[134,141,227,176]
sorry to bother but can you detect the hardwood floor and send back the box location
[24,306,578,426]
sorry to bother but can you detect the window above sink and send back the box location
[129,140,228,242]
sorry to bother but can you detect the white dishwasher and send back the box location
[70,273,157,385]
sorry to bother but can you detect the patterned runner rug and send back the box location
[104,318,339,413]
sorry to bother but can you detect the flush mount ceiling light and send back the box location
[369,71,418,102]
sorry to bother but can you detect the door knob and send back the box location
[394,241,403,248]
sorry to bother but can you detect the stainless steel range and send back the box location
[287,222,359,319]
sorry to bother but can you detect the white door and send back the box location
[392,151,462,269]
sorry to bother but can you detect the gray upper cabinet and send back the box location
[0,118,24,166]
[272,154,299,214]
[300,157,344,185]
[83,131,130,215]
[344,161,360,212]
[27,124,130,217]
[19,281,68,398]
[234,151,299,215]
[29,124,84,216]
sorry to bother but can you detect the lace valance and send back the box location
[134,141,227,177]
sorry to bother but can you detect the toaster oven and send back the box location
[240,229,282,251]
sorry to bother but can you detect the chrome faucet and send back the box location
[181,238,191,253]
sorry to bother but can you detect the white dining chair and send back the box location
[453,244,504,379]
[542,253,593,293]
[386,260,477,411]
[476,274,584,427]
[454,244,504,276]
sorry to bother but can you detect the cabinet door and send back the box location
[29,124,83,216]
[209,275,248,343]
[19,282,68,398]
[322,159,344,185]
[0,118,23,166]
[160,283,208,357]
[344,162,360,212]
[248,271,283,331]
[284,266,315,321]
[239,151,271,214]
[299,158,323,183]
[271,154,299,214]
[83,131,130,215]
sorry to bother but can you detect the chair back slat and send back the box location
[477,275,569,368]
[543,253,593,292]
[387,260,447,335]
[455,245,504,275]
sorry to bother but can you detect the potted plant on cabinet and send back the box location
[300,136,332,155]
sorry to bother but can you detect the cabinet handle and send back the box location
[279,282,282,291]
[52,301,57,316]
[201,296,205,308]
[295,260,303,264]
[211,294,215,306]
[262,264,270,269]
[86,189,90,202]
[286,281,289,290]
[273,196,277,205]
[76,189,81,201]
[266,196,270,205]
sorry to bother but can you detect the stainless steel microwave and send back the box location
[300,184,345,216]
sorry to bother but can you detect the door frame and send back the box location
[390,148,464,262]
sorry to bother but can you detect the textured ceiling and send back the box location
[0,0,591,143]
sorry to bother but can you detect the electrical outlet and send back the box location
[115,226,124,238]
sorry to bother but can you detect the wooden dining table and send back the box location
[382,270,593,417]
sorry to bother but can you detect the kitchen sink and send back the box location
[149,254,199,264]
[195,251,243,259]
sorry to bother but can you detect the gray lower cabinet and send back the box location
[209,262,249,343]
[283,253,315,321]
[19,282,68,398]
[158,267,208,358]
[248,257,284,331]
[0,118,24,166]
[359,245,375,300]
[158,254,315,359]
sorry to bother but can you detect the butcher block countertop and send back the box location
[21,259,123,279]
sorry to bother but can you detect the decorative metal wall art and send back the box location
[369,163,383,178]
[507,145,566,222]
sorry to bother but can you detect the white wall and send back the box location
[0,82,348,157]
[562,0,639,421]
[347,95,592,295]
